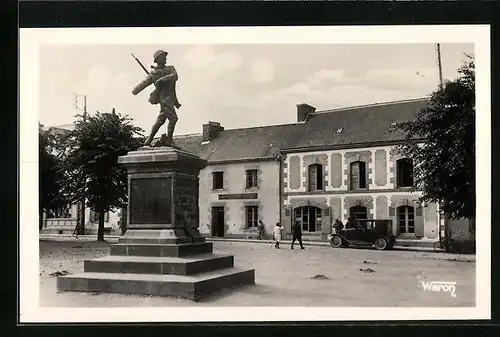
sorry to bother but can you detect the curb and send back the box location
[38,234,475,261]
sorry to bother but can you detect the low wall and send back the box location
[43,218,77,234]
[447,218,476,254]
[42,218,117,235]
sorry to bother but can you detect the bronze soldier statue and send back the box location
[132,49,181,147]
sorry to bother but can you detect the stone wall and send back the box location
[447,218,476,254]
[374,149,387,186]
[343,150,373,189]
[330,152,343,188]
[289,156,301,190]
[302,154,328,190]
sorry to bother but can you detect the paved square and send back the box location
[39,239,475,307]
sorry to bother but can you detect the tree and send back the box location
[396,54,475,220]
[39,124,69,229]
[63,110,143,241]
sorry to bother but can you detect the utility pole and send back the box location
[74,94,88,119]
[436,43,444,90]
[435,45,446,248]
[74,93,87,234]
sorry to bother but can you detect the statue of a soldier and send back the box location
[132,49,181,147]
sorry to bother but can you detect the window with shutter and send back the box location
[308,164,323,191]
[350,161,366,190]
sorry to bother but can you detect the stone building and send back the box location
[175,122,288,239]
[175,97,441,244]
[277,99,440,244]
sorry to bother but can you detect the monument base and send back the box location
[57,237,255,300]
[57,146,255,300]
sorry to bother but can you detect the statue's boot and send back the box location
[165,118,177,147]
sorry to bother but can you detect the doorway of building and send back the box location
[349,205,368,221]
[294,206,322,232]
[211,207,225,237]
[397,205,415,235]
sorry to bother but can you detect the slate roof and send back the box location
[283,97,429,151]
[49,98,429,162]
[173,97,430,162]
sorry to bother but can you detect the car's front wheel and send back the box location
[330,235,343,248]
[374,237,388,250]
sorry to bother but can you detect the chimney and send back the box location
[202,121,224,142]
[297,103,316,122]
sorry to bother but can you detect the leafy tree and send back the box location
[63,110,143,241]
[396,55,475,220]
[39,124,69,229]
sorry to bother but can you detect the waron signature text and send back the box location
[421,281,457,297]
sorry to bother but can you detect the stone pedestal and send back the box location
[57,147,255,301]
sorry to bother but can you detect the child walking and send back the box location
[273,223,283,249]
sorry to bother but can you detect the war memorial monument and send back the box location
[56,50,255,300]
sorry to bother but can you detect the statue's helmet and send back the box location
[153,49,168,63]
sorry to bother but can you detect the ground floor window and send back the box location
[294,206,322,232]
[246,206,259,228]
[397,205,415,234]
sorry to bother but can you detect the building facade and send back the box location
[279,145,439,242]
[198,159,280,239]
[175,98,441,244]
[277,100,440,243]
[175,121,288,239]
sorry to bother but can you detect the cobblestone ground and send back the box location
[39,239,475,307]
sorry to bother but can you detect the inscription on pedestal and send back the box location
[130,178,172,224]
[175,178,198,226]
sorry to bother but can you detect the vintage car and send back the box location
[328,219,396,250]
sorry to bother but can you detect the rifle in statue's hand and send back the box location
[131,54,181,108]
[131,53,150,75]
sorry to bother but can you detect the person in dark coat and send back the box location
[333,218,344,234]
[291,220,305,250]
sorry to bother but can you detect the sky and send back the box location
[39,43,474,136]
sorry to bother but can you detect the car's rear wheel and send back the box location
[374,237,388,250]
[330,235,343,248]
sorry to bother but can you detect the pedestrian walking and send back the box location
[291,219,305,250]
[273,223,283,249]
[257,220,265,240]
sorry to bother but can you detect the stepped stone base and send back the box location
[57,268,255,301]
[57,237,256,300]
